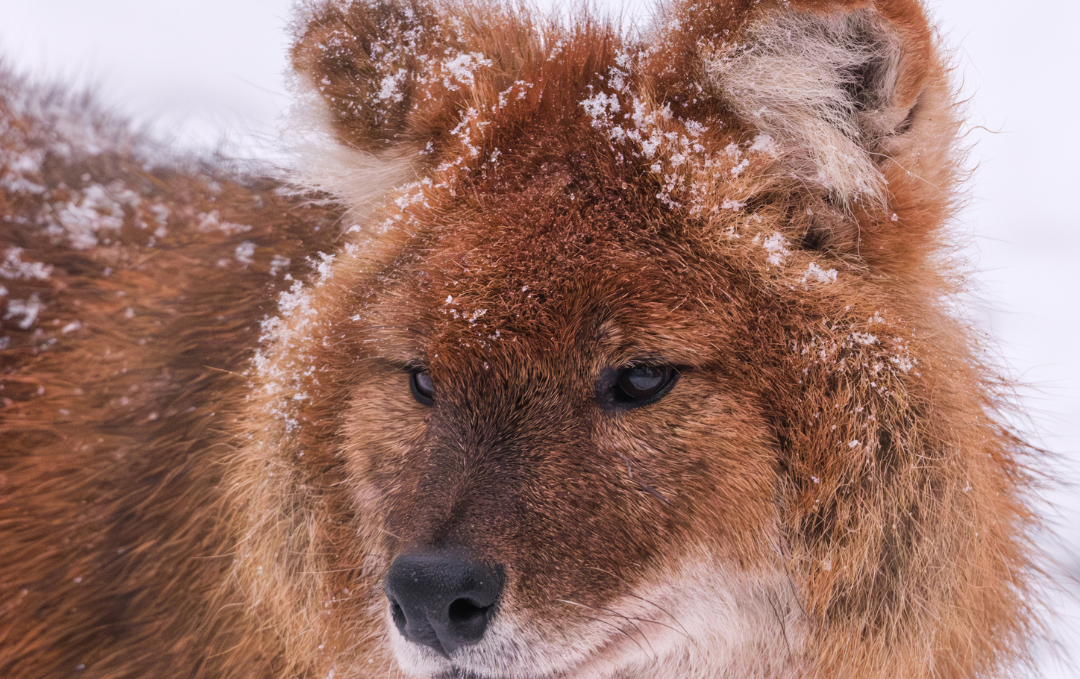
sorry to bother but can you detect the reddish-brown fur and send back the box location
[1,0,1038,677]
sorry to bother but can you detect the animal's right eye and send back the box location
[614,365,679,406]
[595,363,682,412]
[410,370,434,406]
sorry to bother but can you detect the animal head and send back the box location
[229,0,1033,677]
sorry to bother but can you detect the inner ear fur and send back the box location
[702,0,934,210]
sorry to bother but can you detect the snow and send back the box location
[269,254,291,276]
[0,248,53,281]
[748,133,777,155]
[149,203,170,238]
[3,294,44,330]
[235,241,256,266]
[802,262,837,284]
[581,91,622,129]
[438,52,492,90]
[197,210,252,235]
[0,147,46,194]
[761,233,790,266]
[46,183,134,250]
[374,68,408,104]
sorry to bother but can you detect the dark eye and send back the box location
[410,370,434,406]
[613,365,679,406]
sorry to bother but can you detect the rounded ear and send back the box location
[289,0,554,211]
[291,0,494,153]
[709,2,932,208]
[647,0,935,210]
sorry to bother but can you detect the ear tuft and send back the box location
[705,7,920,209]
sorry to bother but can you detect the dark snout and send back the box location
[385,552,505,657]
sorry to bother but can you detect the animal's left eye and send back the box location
[613,365,679,406]
[410,370,434,406]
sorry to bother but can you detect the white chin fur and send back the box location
[385,556,803,679]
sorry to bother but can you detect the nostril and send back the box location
[448,598,488,625]
[390,599,406,633]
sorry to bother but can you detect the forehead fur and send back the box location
[290,0,954,284]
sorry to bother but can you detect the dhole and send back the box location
[0,0,1039,677]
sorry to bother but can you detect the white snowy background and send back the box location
[1,0,1077,675]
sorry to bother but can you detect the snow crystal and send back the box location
[4,294,43,329]
[850,332,878,346]
[149,203,170,238]
[375,68,408,104]
[0,248,52,281]
[761,233,790,266]
[270,255,291,276]
[684,119,706,138]
[439,52,492,91]
[5,147,44,176]
[496,80,533,110]
[802,262,838,284]
[314,252,335,282]
[0,147,46,194]
[581,91,621,131]
[748,133,777,155]
[890,355,917,373]
[276,279,310,318]
[197,210,252,235]
[235,241,256,266]
[48,183,128,250]
[448,108,484,158]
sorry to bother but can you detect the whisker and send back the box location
[577,614,649,658]
[585,565,696,645]
[556,599,657,661]
[765,588,792,655]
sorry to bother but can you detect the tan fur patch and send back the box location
[705,8,910,208]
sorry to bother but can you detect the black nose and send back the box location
[384,553,504,657]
